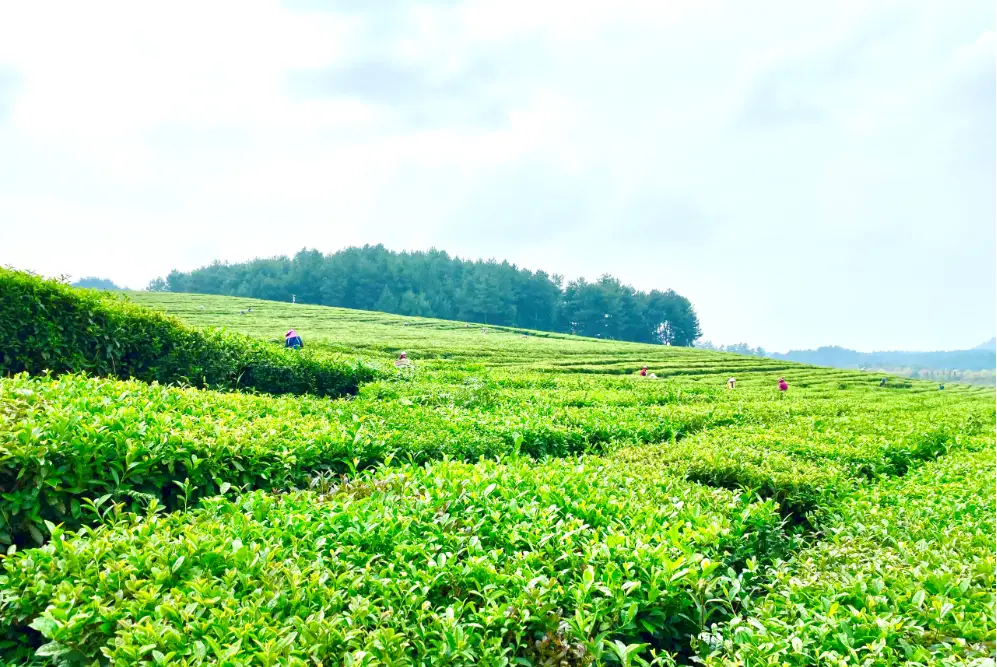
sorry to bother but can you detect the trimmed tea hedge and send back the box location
[0,373,733,546]
[2,370,991,547]
[0,269,375,397]
[0,454,789,664]
[698,449,996,666]
[1,288,993,665]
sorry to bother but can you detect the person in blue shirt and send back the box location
[285,329,303,349]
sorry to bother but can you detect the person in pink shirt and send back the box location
[778,377,788,392]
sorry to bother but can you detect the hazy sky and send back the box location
[1,1,994,352]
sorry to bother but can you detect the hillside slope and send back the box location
[2,290,992,665]
[0,270,375,397]
[126,291,861,380]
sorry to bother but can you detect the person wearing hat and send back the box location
[639,366,648,377]
[284,329,303,349]
[394,351,412,368]
[778,377,788,392]
[727,377,736,389]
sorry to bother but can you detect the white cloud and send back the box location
[0,0,993,351]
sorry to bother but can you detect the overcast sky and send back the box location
[0,1,993,352]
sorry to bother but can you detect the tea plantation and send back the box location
[0,282,993,666]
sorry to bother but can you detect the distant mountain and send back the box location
[974,337,996,351]
[72,277,122,290]
[696,340,996,385]
[778,345,995,372]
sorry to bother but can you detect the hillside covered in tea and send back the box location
[0,277,992,666]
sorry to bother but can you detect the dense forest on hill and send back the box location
[71,277,121,290]
[152,246,702,345]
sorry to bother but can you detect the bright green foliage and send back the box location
[0,269,375,398]
[623,405,993,517]
[0,373,375,546]
[4,366,990,547]
[0,372,751,546]
[127,291,807,378]
[0,291,993,665]
[699,450,996,666]
[1,455,788,664]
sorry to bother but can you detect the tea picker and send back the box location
[285,329,303,349]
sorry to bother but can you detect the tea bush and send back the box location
[697,449,996,666]
[5,369,988,547]
[0,290,992,665]
[0,454,789,664]
[614,402,992,518]
[0,269,375,398]
[0,372,749,546]
[5,361,994,550]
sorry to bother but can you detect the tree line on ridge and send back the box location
[151,245,702,346]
